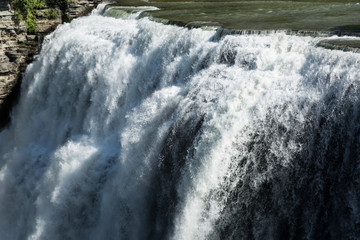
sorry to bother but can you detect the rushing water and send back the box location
[1,4,360,240]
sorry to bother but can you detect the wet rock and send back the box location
[317,39,360,53]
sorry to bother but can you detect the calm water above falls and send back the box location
[113,0,360,33]
[1,4,360,240]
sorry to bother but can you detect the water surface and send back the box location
[111,0,360,34]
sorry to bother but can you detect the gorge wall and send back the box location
[0,0,103,128]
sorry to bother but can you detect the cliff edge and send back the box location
[0,0,102,128]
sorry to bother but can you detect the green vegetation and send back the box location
[25,10,37,33]
[46,8,58,19]
[12,0,68,34]
[13,0,43,34]
[64,13,72,22]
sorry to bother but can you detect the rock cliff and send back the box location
[0,0,102,128]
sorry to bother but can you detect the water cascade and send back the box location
[1,4,360,240]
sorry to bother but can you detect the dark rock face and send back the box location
[0,0,11,11]
[0,0,103,128]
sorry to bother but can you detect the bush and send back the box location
[13,0,44,33]
[25,10,37,34]
[13,0,44,13]
[46,8,57,19]
[13,0,68,33]
[14,9,23,22]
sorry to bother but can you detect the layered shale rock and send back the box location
[0,0,102,128]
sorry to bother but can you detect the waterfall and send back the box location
[1,4,360,240]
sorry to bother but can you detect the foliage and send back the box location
[46,0,68,7]
[12,0,68,33]
[13,0,44,10]
[63,13,72,22]
[13,0,44,33]
[15,9,23,22]
[46,8,57,19]
[25,10,37,34]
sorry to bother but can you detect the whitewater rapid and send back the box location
[0,4,360,240]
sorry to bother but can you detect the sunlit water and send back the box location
[112,0,360,33]
[1,4,360,240]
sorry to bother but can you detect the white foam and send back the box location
[0,4,359,240]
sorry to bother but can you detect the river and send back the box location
[0,2,360,239]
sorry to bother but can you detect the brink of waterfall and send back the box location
[1,3,360,240]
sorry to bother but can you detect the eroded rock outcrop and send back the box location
[0,0,102,128]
